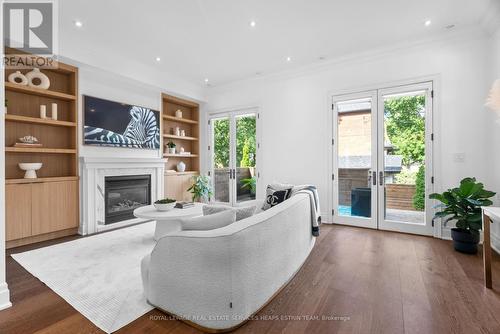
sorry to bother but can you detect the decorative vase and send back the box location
[40,105,47,119]
[175,127,181,136]
[180,147,185,153]
[51,103,58,120]
[8,71,28,85]
[26,68,50,90]
[451,228,479,254]
[175,109,183,118]
[180,129,186,137]
[18,163,43,179]
[177,161,186,172]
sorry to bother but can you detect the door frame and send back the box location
[329,77,438,236]
[207,106,261,206]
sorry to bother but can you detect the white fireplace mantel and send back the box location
[80,157,166,235]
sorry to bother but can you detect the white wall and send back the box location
[486,26,500,246]
[76,64,164,159]
[205,29,492,222]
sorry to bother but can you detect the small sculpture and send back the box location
[26,68,50,90]
[8,71,28,85]
[19,135,39,144]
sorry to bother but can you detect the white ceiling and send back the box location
[60,0,494,87]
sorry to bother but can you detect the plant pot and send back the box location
[168,147,176,154]
[451,228,480,254]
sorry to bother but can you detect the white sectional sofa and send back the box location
[141,193,316,332]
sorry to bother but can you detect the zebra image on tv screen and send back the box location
[84,96,160,149]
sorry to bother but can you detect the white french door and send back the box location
[332,82,434,236]
[208,109,258,206]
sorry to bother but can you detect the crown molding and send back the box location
[208,25,487,92]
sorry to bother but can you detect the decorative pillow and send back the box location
[203,204,257,221]
[262,185,292,210]
[181,210,236,231]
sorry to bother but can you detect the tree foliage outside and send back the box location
[384,96,425,168]
[413,165,425,210]
[213,116,256,168]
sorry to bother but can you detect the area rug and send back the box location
[11,221,157,333]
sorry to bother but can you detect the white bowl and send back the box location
[18,163,43,179]
[154,202,176,211]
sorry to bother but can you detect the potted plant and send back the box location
[187,175,213,203]
[429,177,496,254]
[241,176,256,195]
[166,141,176,154]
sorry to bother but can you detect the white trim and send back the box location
[0,1,11,309]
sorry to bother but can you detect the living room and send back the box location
[1,1,500,333]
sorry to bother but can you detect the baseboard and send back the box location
[0,282,11,311]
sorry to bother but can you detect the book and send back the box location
[175,201,195,209]
[14,143,42,148]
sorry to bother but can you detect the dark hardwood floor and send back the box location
[2,224,500,334]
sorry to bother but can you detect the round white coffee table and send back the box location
[134,203,204,240]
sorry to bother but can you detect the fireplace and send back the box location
[104,175,151,224]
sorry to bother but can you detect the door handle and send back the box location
[372,171,377,186]
[379,171,384,186]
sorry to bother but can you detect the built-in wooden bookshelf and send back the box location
[4,48,79,248]
[161,93,200,201]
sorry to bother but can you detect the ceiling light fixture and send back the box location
[249,20,256,27]
[74,20,83,28]
[155,57,161,62]
[286,56,292,62]
[204,78,209,84]
[424,20,432,27]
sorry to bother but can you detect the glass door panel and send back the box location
[235,114,257,203]
[378,83,433,235]
[333,92,377,229]
[211,117,231,204]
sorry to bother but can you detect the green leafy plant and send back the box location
[413,165,425,211]
[241,176,256,195]
[166,141,176,148]
[187,175,213,202]
[429,177,496,235]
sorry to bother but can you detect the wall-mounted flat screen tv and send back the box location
[84,95,160,149]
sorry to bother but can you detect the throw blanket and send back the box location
[292,185,321,237]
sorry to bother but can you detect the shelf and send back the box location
[163,153,198,158]
[165,171,199,176]
[163,115,198,125]
[5,114,77,127]
[6,176,79,184]
[6,147,77,154]
[5,82,76,101]
[163,134,198,141]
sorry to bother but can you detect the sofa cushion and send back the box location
[182,210,236,231]
[262,185,292,210]
[203,204,257,221]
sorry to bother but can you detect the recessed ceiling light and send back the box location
[74,20,83,28]
[249,20,256,27]
[424,20,432,27]
[155,57,161,62]
[204,78,209,84]
[286,56,292,62]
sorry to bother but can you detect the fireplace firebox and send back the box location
[104,175,151,224]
